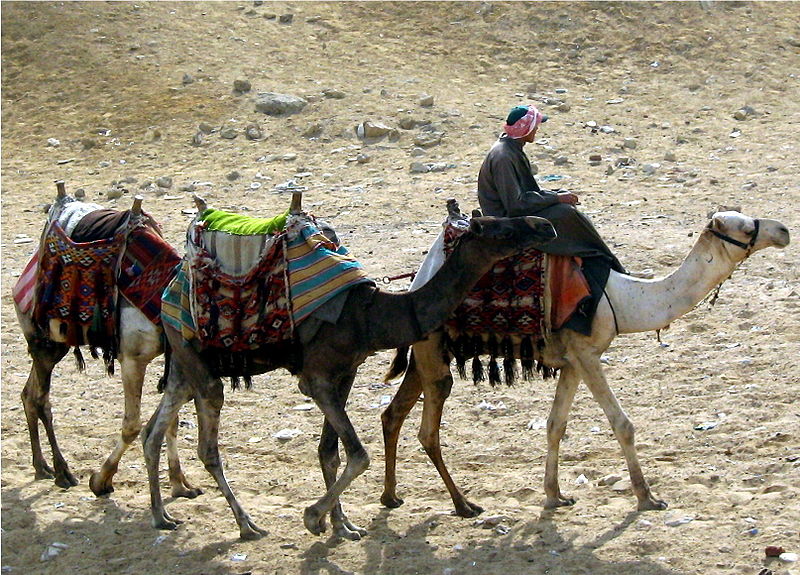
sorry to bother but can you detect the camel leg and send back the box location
[380,357,423,510]
[89,354,146,496]
[543,364,580,509]
[193,380,267,540]
[20,339,75,487]
[166,412,202,499]
[142,363,193,531]
[418,372,484,517]
[317,373,367,540]
[573,353,668,511]
[303,375,370,538]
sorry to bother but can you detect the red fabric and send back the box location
[443,224,547,338]
[191,236,293,351]
[33,222,123,347]
[12,251,39,314]
[548,255,591,329]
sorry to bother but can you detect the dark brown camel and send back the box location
[141,202,556,540]
[14,182,200,501]
[380,211,789,518]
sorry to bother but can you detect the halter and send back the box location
[707,218,760,255]
[701,218,760,308]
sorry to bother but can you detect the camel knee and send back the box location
[612,416,635,445]
[350,449,370,475]
[121,421,143,445]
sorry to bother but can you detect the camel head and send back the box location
[707,211,790,261]
[467,215,556,257]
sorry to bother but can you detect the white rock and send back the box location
[779,553,799,563]
[274,428,302,440]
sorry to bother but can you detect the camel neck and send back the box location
[609,231,739,334]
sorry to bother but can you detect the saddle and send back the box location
[15,200,180,372]
[433,202,591,385]
[161,204,372,383]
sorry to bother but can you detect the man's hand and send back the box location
[557,191,580,205]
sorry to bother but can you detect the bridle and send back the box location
[700,217,760,308]
[707,218,760,256]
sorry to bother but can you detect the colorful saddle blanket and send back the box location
[14,211,180,356]
[441,222,590,385]
[161,213,372,356]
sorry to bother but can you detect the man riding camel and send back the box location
[477,104,626,335]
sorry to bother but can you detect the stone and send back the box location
[156,176,173,189]
[414,132,443,148]
[623,138,637,149]
[410,162,431,173]
[322,88,346,99]
[245,123,263,140]
[419,94,435,107]
[355,121,396,140]
[233,79,252,93]
[255,92,308,115]
[220,127,238,139]
[279,13,293,24]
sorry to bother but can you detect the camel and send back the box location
[141,196,557,540]
[14,182,201,501]
[380,210,790,517]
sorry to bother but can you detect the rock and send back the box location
[664,151,677,162]
[419,94,434,107]
[322,88,346,99]
[220,125,238,139]
[47,138,60,147]
[766,546,786,557]
[106,187,124,200]
[233,79,252,94]
[554,156,570,166]
[303,123,324,138]
[274,428,301,440]
[245,123,263,140]
[414,132,443,148]
[191,131,205,146]
[664,515,694,527]
[623,138,637,149]
[226,171,241,182]
[557,102,571,112]
[589,153,602,165]
[74,188,86,199]
[642,163,660,175]
[156,176,173,189]
[410,162,431,174]
[355,121,396,140]
[356,153,370,164]
[279,13,293,24]
[40,542,68,562]
[255,92,308,115]
[399,117,421,130]
[733,109,748,121]
[599,474,623,486]
[198,122,215,134]
[780,553,799,563]
[605,164,615,175]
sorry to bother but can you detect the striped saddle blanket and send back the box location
[162,212,371,353]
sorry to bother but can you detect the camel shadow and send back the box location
[300,507,688,575]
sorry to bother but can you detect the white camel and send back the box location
[380,211,790,517]
[15,182,200,500]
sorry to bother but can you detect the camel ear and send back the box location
[469,219,484,235]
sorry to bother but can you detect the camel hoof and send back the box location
[89,472,114,497]
[303,506,327,536]
[380,493,404,509]
[55,470,79,489]
[455,501,485,518]
[152,513,181,531]
[171,486,203,499]
[638,498,668,511]
[543,495,576,510]
[34,467,55,481]
[239,521,268,541]
[334,525,365,541]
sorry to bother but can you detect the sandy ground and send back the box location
[1,2,799,574]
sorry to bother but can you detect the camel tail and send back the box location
[157,340,172,393]
[384,346,410,382]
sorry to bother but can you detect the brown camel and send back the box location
[141,199,556,540]
[14,182,201,501]
[380,211,789,517]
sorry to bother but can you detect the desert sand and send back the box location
[1,2,798,574]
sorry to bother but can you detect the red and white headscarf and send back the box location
[504,105,546,139]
